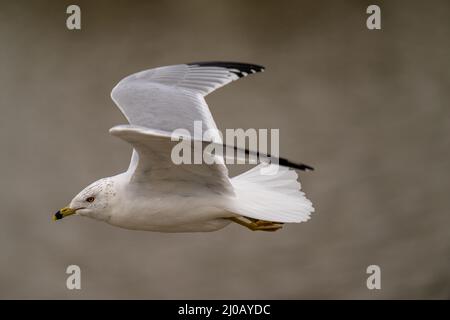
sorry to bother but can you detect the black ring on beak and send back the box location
[54,211,63,220]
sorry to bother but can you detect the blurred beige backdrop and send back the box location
[0,0,449,299]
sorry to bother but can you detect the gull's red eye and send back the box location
[86,197,95,203]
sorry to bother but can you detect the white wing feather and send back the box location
[109,125,234,195]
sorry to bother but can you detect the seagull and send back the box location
[54,62,314,232]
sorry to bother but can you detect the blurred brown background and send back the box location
[0,0,449,299]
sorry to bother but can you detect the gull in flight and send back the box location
[54,62,314,232]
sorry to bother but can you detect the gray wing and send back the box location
[111,62,264,138]
[110,62,264,193]
[110,125,234,195]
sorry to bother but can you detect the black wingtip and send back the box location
[297,163,315,171]
[225,144,314,172]
[278,158,314,172]
[187,61,265,78]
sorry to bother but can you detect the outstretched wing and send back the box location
[111,61,264,139]
[110,62,264,191]
[110,125,234,195]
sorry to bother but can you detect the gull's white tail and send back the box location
[227,164,314,223]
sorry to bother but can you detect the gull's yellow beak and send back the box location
[53,207,77,221]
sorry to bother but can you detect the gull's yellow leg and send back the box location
[247,217,285,226]
[227,217,283,232]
